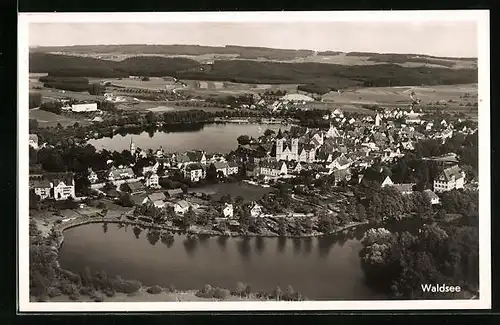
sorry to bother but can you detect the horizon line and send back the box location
[28,43,478,59]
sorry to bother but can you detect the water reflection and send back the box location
[292,238,301,255]
[146,229,161,246]
[160,232,175,248]
[303,237,313,255]
[317,237,334,258]
[198,234,210,248]
[217,236,228,251]
[133,226,142,239]
[183,237,199,257]
[102,223,108,234]
[237,237,252,260]
[255,237,265,255]
[277,237,286,254]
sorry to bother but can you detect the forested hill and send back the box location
[29,52,478,89]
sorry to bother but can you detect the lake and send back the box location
[58,218,426,300]
[87,123,289,153]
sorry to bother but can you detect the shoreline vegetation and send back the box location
[33,212,367,303]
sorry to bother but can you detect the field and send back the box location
[188,182,276,203]
[89,77,179,91]
[131,101,228,113]
[321,83,478,109]
[180,80,300,97]
[29,108,90,127]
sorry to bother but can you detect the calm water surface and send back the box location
[87,123,289,153]
[58,219,425,300]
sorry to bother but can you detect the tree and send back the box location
[29,119,39,131]
[235,282,247,297]
[206,163,217,182]
[278,218,287,236]
[119,193,134,207]
[29,92,42,109]
[145,111,156,125]
[264,129,275,137]
[88,83,105,96]
[237,135,251,145]
[273,286,282,301]
[285,285,295,300]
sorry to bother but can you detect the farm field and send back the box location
[29,108,91,127]
[321,83,478,108]
[89,77,178,91]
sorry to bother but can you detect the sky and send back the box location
[29,21,478,58]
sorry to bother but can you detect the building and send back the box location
[107,167,135,182]
[184,164,205,182]
[327,154,352,170]
[250,203,263,218]
[71,102,98,112]
[392,183,416,195]
[142,192,167,208]
[166,188,184,198]
[144,172,160,188]
[276,136,316,163]
[122,181,146,195]
[174,200,190,214]
[433,165,465,192]
[227,161,239,175]
[424,189,440,205]
[87,168,99,184]
[259,160,288,177]
[29,173,75,201]
[29,134,39,149]
[223,203,234,218]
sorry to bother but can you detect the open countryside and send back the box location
[28,37,480,306]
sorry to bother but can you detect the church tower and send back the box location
[276,138,284,160]
[130,137,136,154]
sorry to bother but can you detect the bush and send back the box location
[79,286,95,296]
[146,285,163,294]
[92,292,105,302]
[167,284,176,293]
[104,288,116,297]
[47,287,62,298]
[213,288,231,300]
[111,279,142,294]
[68,293,80,301]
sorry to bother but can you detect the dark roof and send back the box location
[227,161,238,168]
[423,189,439,200]
[185,163,204,171]
[30,172,74,186]
[147,192,167,202]
[125,181,145,192]
[166,188,183,196]
[260,160,285,170]
[440,165,464,181]
[186,151,205,162]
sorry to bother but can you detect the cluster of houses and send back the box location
[29,172,76,201]
[59,99,99,113]
[231,108,471,197]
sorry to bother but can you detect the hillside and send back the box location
[29,52,478,90]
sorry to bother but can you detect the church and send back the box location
[275,129,317,163]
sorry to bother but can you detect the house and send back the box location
[29,173,75,201]
[287,161,303,174]
[71,102,98,112]
[174,200,190,214]
[108,167,135,182]
[213,161,230,177]
[29,134,39,149]
[359,172,393,188]
[223,203,234,218]
[122,181,146,195]
[250,203,263,218]
[144,172,160,188]
[227,161,239,175]
[392,183,416,195]
[29,178,51,200]
[142,161,159,175]
[333,169,352,185]
[433,165,465,192]
[186,150,207,165]
[328,154,352,170]
[184,163,205,182]
[424,189,440,205]
[142,192,167,208]
[259,160,288,177]
[166,188,183,198]
[87,168,99,184]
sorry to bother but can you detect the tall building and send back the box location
[130,137,136,154]
[433,165,466,192]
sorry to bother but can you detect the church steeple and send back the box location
[277,128,283,139]
[130,137,136,153]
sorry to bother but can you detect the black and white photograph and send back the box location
[18,11,490,311]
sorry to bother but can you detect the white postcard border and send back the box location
[18,10,491,312]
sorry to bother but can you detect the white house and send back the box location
[380,176,394,188]
[87,168,99,184]
[227,162,239,175]
[142,192,167,208]
[328,154,352,170]
[259,160,288,177]
[433,165,465,193]
[142,161,159,175]
[29,134,39,149]
[184,164,205,182]
[424,189,441,205]
[71,103,98,112]
[107,167,135,182]
[144,172,160,188]
[30,173,76,201]
[223,203,234,218]
[174,200,190,214]
[250,203,263,218]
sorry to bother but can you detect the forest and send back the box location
[30,53,478,89]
